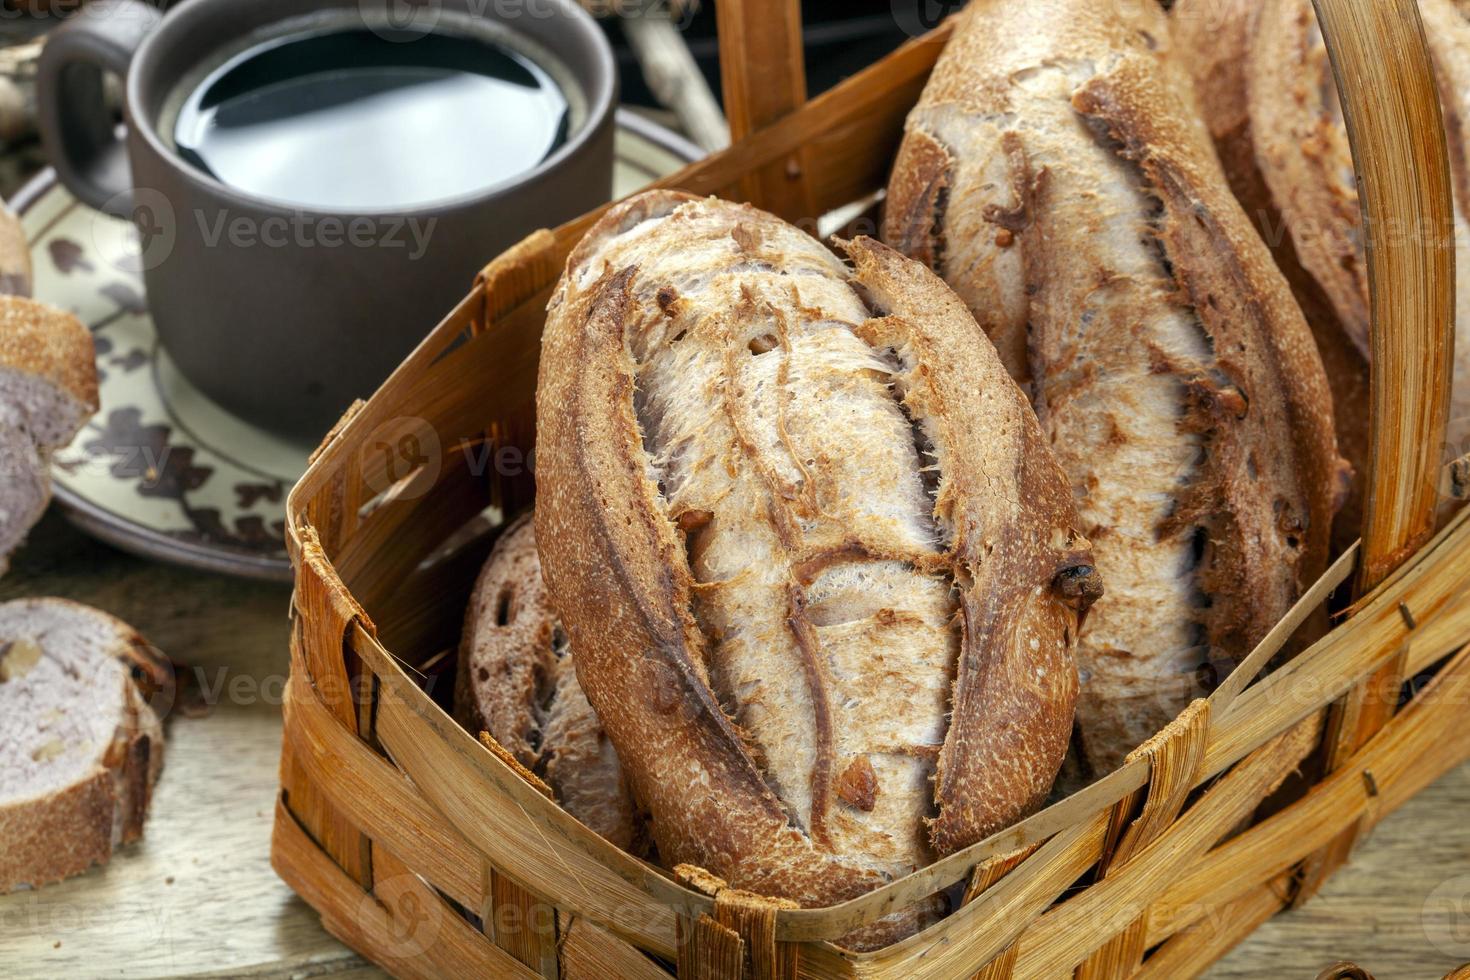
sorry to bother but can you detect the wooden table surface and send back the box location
[1,510,1467,979]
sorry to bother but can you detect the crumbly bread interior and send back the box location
[590,202,956,880]
[0,296,98,574]
[0,599,166,891]
[0,424,48,576]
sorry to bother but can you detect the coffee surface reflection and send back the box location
[173,27,571,211]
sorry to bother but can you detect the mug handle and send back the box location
[37,0,163,217]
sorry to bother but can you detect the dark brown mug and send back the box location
[38,0,616,437]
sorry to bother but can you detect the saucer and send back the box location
[14,109,701,582]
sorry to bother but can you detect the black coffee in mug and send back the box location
[39,0,616,437]
[171,23,574,211]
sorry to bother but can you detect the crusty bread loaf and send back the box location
[0,296,98,573]
[1172,0,1371,552]
[535,190,1100,946]
[1173,0,1470,532]
[884,0,1342,776]
[0,598,170,891]
[455,513,640,851]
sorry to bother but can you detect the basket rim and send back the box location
[279,509,1470,950]
[284,282,1470,943]
[275,0,1470,955]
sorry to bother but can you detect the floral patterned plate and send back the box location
[15,110,700,581]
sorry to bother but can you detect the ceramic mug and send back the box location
[38,0,616,437]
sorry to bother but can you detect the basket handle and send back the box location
[714,0,806,139]
[1314,0,1455,590]
[713,0,814,219]
[1298,0,1456,900]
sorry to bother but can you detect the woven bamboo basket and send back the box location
[272,0,1470,976]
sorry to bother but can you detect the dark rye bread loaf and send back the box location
[884,0,1343,776]
[454,513,640,851]
[534,190,1101,947]
[1173,0,1470,532]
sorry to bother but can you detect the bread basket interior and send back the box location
[275,1,1470,975]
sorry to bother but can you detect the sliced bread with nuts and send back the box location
[0,598,171,891]
[0,295,97,450]
[455,513,641,852]
[0,422,50,569]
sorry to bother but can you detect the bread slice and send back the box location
[0,598,170,891]
[883,0,1343,775]
[0,296,99,574]
[455,513,641,852]
[0,295,98,449]
[0,423,50,568]
[535,190,1099,948]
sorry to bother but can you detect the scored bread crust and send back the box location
[1172,0,1371,548]
[0,598,170,892]
[883,0,1342,775]
[1245,0,1369,356]
[535,190,1099,945]
[454,513,640,852]
[1176,0,1470,535]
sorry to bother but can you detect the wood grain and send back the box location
[0,512,375,978]
[712,0,813,219]
[1304,0,1458,906]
